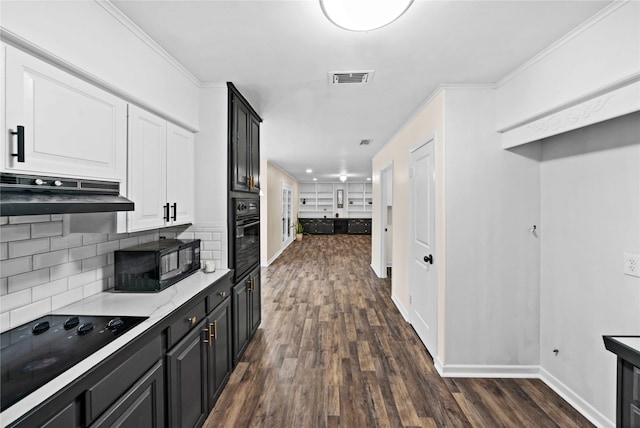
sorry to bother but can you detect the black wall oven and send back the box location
[230,198,260,281]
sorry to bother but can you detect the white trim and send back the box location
[539,367,614,428]
[495,0,629,89]
[200,82,228,89]
[265,238,294,267]
[97,0,201,87]
[370,263,385,278]
[391,293,410,322]
[438,364,540,378]
[0,28,199,132]
[501,77,640,148]
[378,161,393,279]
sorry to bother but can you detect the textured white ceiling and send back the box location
[112,0,609,181]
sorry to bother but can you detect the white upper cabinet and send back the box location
[166,122,194,226]
[127,106,194,232]
[2,44,127,181]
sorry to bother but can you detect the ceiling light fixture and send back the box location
[339,175,347,182]
[320,0,414,32]
[306,169,313,173]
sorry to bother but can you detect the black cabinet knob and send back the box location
[424,254,433,265]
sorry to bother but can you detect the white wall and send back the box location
[539,112,640,424]
[443,88,541,367]
[496,1,639,131]
[0,0,200,130]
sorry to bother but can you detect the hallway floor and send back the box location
[205,234,593,427]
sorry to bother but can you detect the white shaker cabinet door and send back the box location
[2,45,127,181]
[127,106,167,232]
[166,123,194,226]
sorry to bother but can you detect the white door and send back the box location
[409,139,437,356]
[282,184,293,246]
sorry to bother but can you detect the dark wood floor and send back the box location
[205,235,593,427]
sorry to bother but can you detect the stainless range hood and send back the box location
[0,173,134,216]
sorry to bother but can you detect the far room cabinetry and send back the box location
[128,106,194,232]
[2,44,127,182]
[346,182,372,214]
[299,182,335,216]
[228,83,262,194]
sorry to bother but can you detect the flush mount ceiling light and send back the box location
[306,169,313,173]
[339,175,347,182]
[320,0,414,32]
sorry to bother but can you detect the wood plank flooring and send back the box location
[205,235,593,428]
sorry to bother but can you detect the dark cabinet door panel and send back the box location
[249,268,261,337]
[167,319,208,428]
[90,360,164,428]
[208,299,233,407]
[232,280,250,365]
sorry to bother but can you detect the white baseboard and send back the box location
[438,363,540,378]
[370,263,385,278]
[391,293,409,322]
[539,367,614,428]
[265,239,293,266]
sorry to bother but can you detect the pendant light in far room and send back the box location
[320,0,414,32]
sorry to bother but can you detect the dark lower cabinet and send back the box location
[167,319,209,428]
[90,360,164,428]
[41,402,78,428]
[207,298,233,407]
[603,336,640,428]
[299,218,371,235]
[232,266,261,366]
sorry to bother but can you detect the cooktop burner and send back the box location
[0,314,147,411]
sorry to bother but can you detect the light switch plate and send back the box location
[623,253,640,278]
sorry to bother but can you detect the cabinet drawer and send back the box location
[207,278,231,313]
[86,336,162,422]
[168,299,206,349]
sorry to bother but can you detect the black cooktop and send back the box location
[0,314,147,411]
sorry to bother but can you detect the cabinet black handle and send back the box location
[171,203,177,221]
[11,126,25,163]
[163,203,170,221]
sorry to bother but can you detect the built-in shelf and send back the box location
[299,182,372,218]
[347,182,372,213]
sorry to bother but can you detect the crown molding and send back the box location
[96,0,201,87]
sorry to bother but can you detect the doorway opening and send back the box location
[282,183,293,247]
[380,163,393,282]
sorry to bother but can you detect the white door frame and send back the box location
[409,134,437,356]
[282,183,293,247]
[379,161,393,279]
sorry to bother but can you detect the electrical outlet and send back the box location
[623,253,640,278]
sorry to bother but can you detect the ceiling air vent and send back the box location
[360,139,372,146]
[329,70,374,85]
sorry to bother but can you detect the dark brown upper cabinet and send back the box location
[228,83,262,194]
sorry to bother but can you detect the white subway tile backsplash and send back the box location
[0,289,31,313]
[8,215,51,224]
[68,270,96,290]
[11,299,51,327]
[8,268,50,293]
[83,278,108,298]
[0,312,10,332]
[9,237,50,258]
[119,236,139,249]
[69,245,97,262]
[50,261,82,281]
[0,221,225,325]
[50,234,83,250]
[1,256,33,278]
[195,232,213,241]
[82,255,108,272]
[31,221,63,238]
[33,249,69,269]
[51,287,83,311]
[201,250,213,260]
[32,278,68,301]
[1,224,30,242]
[96,240,120,256]
[82,234,109,245]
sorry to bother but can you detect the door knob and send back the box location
[424,254,433,264]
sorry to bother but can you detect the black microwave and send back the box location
[114,239,201,292]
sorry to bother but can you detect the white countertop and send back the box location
[1,269,230,427]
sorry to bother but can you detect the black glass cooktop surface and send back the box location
[0,314,147,411]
